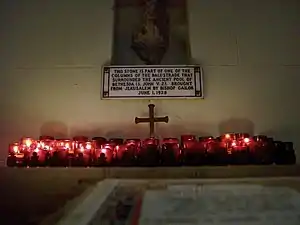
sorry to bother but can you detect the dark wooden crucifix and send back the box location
[135,104,169,137]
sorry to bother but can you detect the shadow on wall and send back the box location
[218,118,255,136]
[69,125,102,138]
[157,122,214,138]
[40,121,68,138]
[69,123,149,139]
[260,129,278,139]
[261,126,300,142]
[63,122,215,139]
[261,127,300,162]
[40,119,257,139]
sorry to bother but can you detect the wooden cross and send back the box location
[135,104,169,137]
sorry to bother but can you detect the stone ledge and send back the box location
[59,178,300,225]
[55,179,119,225]
[1,165,299,179]
[103,165,300,179]
[1,166,298,225]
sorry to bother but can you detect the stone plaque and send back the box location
[101,65,203,99]
[139,184,300,225]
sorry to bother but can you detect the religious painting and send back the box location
[111,0,191,65]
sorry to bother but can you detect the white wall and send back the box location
[1,0,299,162]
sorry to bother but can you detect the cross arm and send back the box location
[154,116,169,123]
[135,117,150,124]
